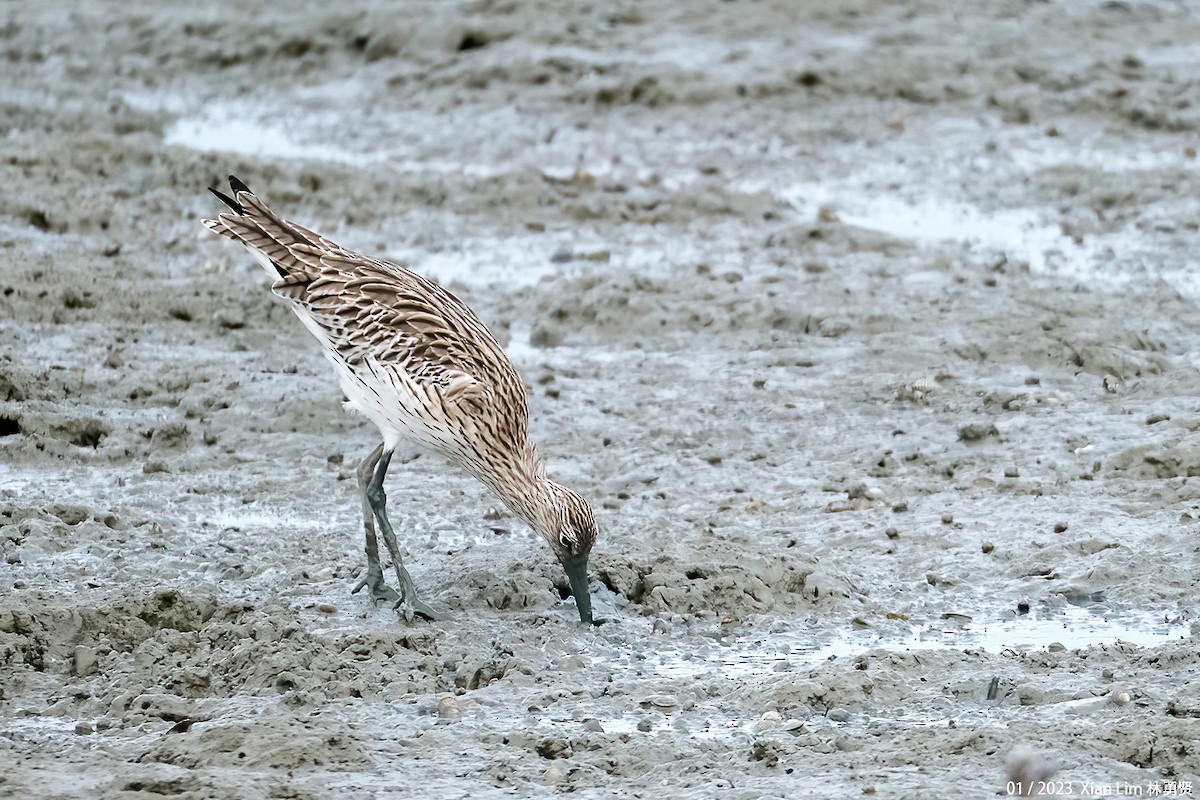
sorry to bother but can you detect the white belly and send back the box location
[312,322,460,455]
[274,282,461,456]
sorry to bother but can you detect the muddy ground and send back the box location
[2,0,1200,797]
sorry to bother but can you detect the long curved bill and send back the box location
[561,554,593,625]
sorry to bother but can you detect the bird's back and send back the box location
[203,180,535,477]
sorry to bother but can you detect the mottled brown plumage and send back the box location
[203,176,598,623]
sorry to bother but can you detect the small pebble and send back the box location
[50,504,90,526]
[1110,690,1131,706]
[73,645,98,676]
[756,710,783,731]
[74,722,94,735]
[542,766,566,785]
[885,527,899,539]
[437,697,462,719]
[637,718,653,732]
[582,718,604,733]
[1047,642,1066,653]
[941,513,953,525]
[316,603,337,614]
[892,502,908,513]
[1053,522,1068,533]
[1004,467,1019,478]
[958,422,998,441]
[981,542,994,554]
[641,694,679,709]
[556,655,587,671]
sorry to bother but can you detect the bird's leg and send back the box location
[364,448,442,622]
[351,442,400,605]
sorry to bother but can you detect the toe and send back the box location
[411,599,443,622]
[393,599,415,623]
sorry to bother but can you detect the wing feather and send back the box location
[202,177,524,419]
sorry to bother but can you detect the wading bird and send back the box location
[203,176,597,623]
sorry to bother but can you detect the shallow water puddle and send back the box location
[167,113,379,166]
[142,94,504,177]
[166,109,510,178]
[569,606,1191,739]
[411,233,590,287]
[779,181,1104,278]
[776,115,1200,296]
[121,91,379,166]
[644,605,1190,681]
[0,713,83,744]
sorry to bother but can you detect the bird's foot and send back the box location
[351,567,402,606]
[393,595,443,622]
[354,564,442,621]
[391,570,443,622]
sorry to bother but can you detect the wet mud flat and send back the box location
[2,0,1200,797]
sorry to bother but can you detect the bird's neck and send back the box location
[474,442,557,536]
[499,479,559,537]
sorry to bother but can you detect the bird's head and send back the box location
[535,481,598,624]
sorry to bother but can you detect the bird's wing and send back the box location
[203,177,515,407]
[302,256,506,405]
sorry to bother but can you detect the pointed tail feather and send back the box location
[208,186,243,213]
[201,175,323,287]
[228,174,252,195]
